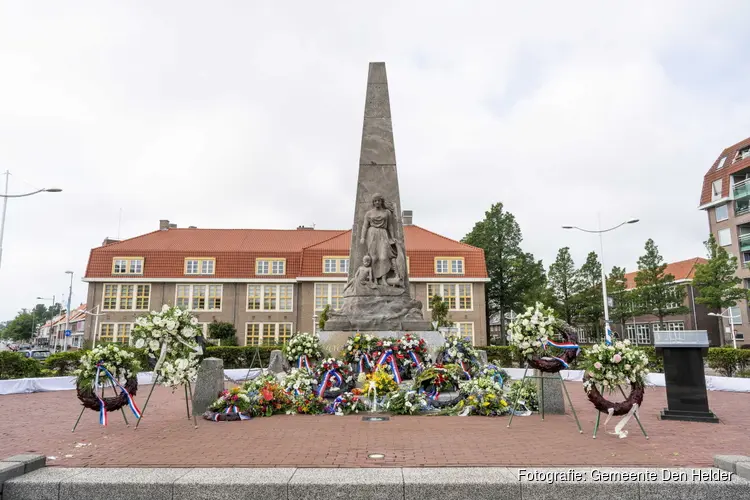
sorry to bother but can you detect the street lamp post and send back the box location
[708,309,737,348]
[0,170,62,270]
[63,271,74,351]
[37,295,55,348]
[563,217,639,343]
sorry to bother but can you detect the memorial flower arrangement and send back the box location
[369,337,402,361]
[289,392,327,415]
[475,364,509,387]
[209,386,252,414]
[132,305,203,388]
[282,332,323,367]
[247,380,293,417]
[326,391,365,415]
[448,388,509,417]
[581,339,649,392]
[385,389,428,415]
[506,379,539,412]
[313,358,353,396]
[399,333,428,376]
[413,364,461,399]
[343,333,376,370]
[75,343,141,388]
[242,374,277,393]
[283,368,318,396]
[435,334,479,377]
[366,365,399,394]
[508,302,556,358]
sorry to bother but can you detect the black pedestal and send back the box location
[659,347,719,423]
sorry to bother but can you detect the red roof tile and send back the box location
[623,257,707,289]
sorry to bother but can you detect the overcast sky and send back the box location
[1,1,750,321]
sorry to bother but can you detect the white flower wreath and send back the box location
[582,339,650,392]
[132,304,203,388]
[282,332,323,363]
[508,302,557,358]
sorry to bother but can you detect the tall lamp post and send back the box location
[708,309,737,349]
[63,271,74,351]
[563,217,639,343]
[0,171,62,270]
[37,295,56,347]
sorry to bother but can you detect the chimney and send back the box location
[402,210,413,225]
[159,219,170,230]
[296,225,314,230]
[102,237,120,246]
[168,223,177,229]
[188,225,197,229]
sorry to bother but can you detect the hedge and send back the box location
[0,351,43,380]
[204,346,282,369]
[707,348,750,377]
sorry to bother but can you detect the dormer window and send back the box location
[184,258,215,275]
[735,146,750,163]
[112,257,144,275]
[256,258,286,275]
[435,257,465,275]
[717,156,727,170]
[712,179,723,201]
[323,257,349,274]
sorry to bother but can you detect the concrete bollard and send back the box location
[535,370,565,414]
[268,350,285,374]
[192,357,225,416]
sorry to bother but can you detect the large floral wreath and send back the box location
[413,364,462,407]
[132,305,203,387]
[342,333,377,372]
[435,334,479,379]
[205,387,253,421]
[313,358,353,398]
[282,332,323,369]
[581,339,649,416]
[508,302,580,373]
[283,368,318,396]
[399,333,428,378]
[75,344,142,421]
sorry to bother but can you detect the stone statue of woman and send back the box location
[359,193,401,286]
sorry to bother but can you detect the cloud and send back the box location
[1,0,750,319]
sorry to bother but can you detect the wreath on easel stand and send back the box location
[72,344,142,430]
[581,338,649,439]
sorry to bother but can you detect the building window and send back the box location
[102,284,150,311]
[245,322,293,346]
[735,146,750,162]
[626,323,652,345]
[712,179,723,201]
[718,228,731,246]
[112,257,144,275]
[184,258,215,275]
[456,322,474,343]
[717,156,727,170]
[427,283,473,311]
[728,306,742,325]
[323,257,349,274]
[435,257,465,275]
[246,284,293,311]
[715,204,728,222]
[652,321,685,331]
[256,258,286,275]
[175,284,222,311]
[314,283,345,311]
[99,323,132,345]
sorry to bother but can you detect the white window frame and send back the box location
[314,283,346,311]
[652,321,685,332]
[184,258,215,276]
[323,256,350,274]
[717,156,727,170]
[112,257,144,275]
[728,306,742,325]
[175,284,223,311]
[715,204,728,222]
[99,322,133,345]
[246,284,294,312]
[434,257,465,275]
[625,323,652,345]
[455,322,475,344]
[718,228,731,247]
[426,283,473,311]
[256,258,286,275]
[712,179,723,201]
[244,322,294,346]
[101,283,151,311]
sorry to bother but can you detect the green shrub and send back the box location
[207,321,238,346]
[481,346,521,367]
[707,348,750,377]
[0,351,43,380]
[44,351,85,376]
[635,346,663,373]
[205,346,282,369]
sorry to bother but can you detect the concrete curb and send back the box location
[3,466,750,500]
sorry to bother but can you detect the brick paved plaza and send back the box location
[1,382,748,468]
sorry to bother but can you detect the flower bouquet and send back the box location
[247,379,293,417]
[75,343,142,420]
[435,334,479,379]
[242,373,277,393]
[326,391,365,415]
[386,389,428,415]
[508,302,579,373]
[581,339,649,416]
[369,337,407,382]
[399,333,428,379]
[283,368,318,396]
[289,392,327,415]
[366,365,399,395]
[313,358,353,398]
[204,386,252,421]
[132,305,203,388]
[506,379,539,412]
[413,364,462,407]
[342,333,377,373]
[282,332,323,369]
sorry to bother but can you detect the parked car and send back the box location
[24,349,51,361]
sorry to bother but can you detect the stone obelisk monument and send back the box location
[324,62,430,332]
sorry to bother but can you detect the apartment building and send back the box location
[620,258,721,346]
[82,217,490,347]
[700,135,750,345]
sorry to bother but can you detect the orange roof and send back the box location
[85,225,488,279]
[624,257,707,289]
[699,136,750,206]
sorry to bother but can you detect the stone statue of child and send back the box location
[343,255,377,295]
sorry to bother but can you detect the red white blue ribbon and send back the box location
[99,365,141,419]
[298,355,311,372]
[317,369,343,398]
[376,350,401,384]
[605,323,613,346]
[93,365,108,426]
[358,353,373,373]
[543,340,580,369]
[408,351,423,371]
[458,360,471,380]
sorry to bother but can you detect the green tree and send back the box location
[1,311,35,341]
[633,239,688,328]
[207,321,238,346]
[547,247,580,325]
[429,295,453,329]
[607,266,631,339]
[462,202,545,344]
[692,234,750,346]
[318,304,330,331]
[574,251,605,337]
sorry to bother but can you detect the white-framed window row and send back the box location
[323,256,349,274]
[245,322,294,346]
[435,257,465,275]
[651,321,685,332]
[102,283,151,311]
[455,322,475,345]
[184,257,215,275]
[99,323,133,345]
[314,283,346,311]
[175,284,223,311]
[625,323,652,345]
[426,283,473,311]
[112,257,144,275]
[715,203,729,222]
[246,283,294,311]
[256,258,286,275]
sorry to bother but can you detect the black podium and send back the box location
[655,330,719,423]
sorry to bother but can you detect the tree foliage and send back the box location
[574,251,605,335]
[547,247,580,325]
[207,321,238,346]
[606,265,632,335]
[462,202,546,342]
[0,312,35,341]
[429,295,453,329]
[633,238,688,327]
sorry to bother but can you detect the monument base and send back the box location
[659,408,720,423]
[324,319,432,331]
[318,330,445,360]
[324,295,430,332]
